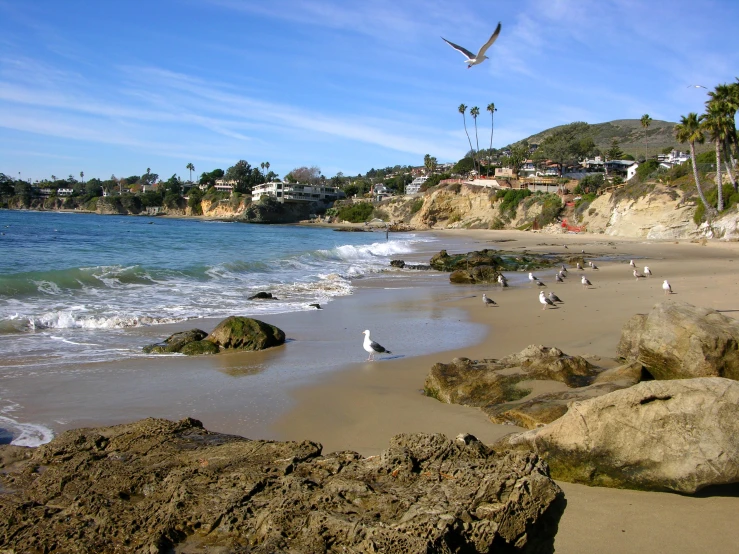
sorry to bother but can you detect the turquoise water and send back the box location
[0,211,485,446]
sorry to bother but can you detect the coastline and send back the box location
[272,228,739,554]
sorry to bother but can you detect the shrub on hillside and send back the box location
[410,198,424,214]
[693,184,739,224]
[336,202,374,223]
[496,189,532,220]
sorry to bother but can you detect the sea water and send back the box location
[0,211,484,446]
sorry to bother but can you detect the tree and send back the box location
[675,112,714,218]
[85,178,103,197]
[199,169,224,188]
[225,160,254,193]
[458,104,476,175]
[640,114,652,161]
[506,143,529,176]
[707,83,738,192]
[486,103,497,177]
[700,103,728,211]
[286,166,322,185]
[470,106,481,176]
[452,157,475,175]
[535,122,594,177]
[423,154,437,176]
[80,171,84,184]
[186,163,195,183]
[607,138,624,160]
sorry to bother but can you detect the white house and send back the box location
[406,176,427,195]
[214,179,236,192]
[251,181,345,204]
[626,162,639,181]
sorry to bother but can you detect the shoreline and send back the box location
[272,228,739,554]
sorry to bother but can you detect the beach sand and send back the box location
[273,229,739,553]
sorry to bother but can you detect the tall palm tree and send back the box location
[265,162,270,180]
[487,103,497,177]
[458,104,475,176]
[640,114,652,161]
[700,103,728,212]
[470,106,481,176]
[186,163,195,183]
[707,83,738,192]
[675,113,714,218]
[80,171,84,185]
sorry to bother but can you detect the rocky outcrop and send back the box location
[449,265,500,284]
[617,301,739,380]
[242,196,312,223]
[0,418,565,553]
[207,316,285,351]
[424,346,614,429]
[143,329,209,354]
[501,378,739,493]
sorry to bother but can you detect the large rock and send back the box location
[143,329,208,354]
[502,378,739,493]
[0,418,565,553]
[424,346,610,429]
[617,301,739,380]
[449,265,500,284]
[207,316,286,351]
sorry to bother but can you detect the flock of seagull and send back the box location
[480,253,674,312]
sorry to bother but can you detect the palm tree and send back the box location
[470,106,481,176]
[458,104,475,176]
[707,83,738,192]
[640,114,652,161]
[186,163,195,183]
[487,103,497,177]
[700,103,728,212]
[675,113,714,218]
[51,175,56,182]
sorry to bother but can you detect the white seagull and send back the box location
[688,84,707,89]
[629,260,636,268]
[589,261,599,270]
[561,265,567,273]
[482,293,497,307]
[362,330,391,361]
[634,269,645,280]
[555,273,564,283]
[558,270,567,280]
[539,291,556,310]
[581,275,592,288]
[644,266,653,277]
[663,280,673,295]
[442,22,502,69]
[498,274,508,287]
[548,291,563,304]
[528,272,538,283]
[576,262,583,270]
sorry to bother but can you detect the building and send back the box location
[406,176,428,194]
[251,181,345,204]
[214,179,236,193]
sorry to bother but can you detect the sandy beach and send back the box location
[272,229,739,553]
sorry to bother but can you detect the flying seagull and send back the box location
[482,293,497,307]
[362,330,391,361]
[442,22,502,69]
[687,84,707,89]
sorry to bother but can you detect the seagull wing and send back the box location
[441,37,475,59]
[370,340,387,353]
[476,22,502,58]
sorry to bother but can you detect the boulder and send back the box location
[424,346,607,429]
[248,291,277,300]
[449,265,500,284]
[142,329,208,354]
[0,418,565,553]
[501,378,739,493]
[207,316,285,351]
[179,340,221,355]
[617,301,739,380]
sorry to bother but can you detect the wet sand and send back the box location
[273,229,739,553]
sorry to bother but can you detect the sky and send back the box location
[1,0,737,183]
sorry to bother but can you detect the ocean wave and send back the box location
[0,404,54,447]
[19,310,185,331]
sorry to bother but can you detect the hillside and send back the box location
[519,119,711,159]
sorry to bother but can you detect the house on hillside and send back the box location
[406,176,427,195]
[251,181,345,205]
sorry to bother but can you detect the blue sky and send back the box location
[1,0,737,183]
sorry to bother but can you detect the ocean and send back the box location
[0,211,485,446]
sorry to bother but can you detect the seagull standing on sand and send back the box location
[548,291,563,304]
[539,291,556,310]
[442,22,502,69]
[589,261,599,270]
[629,260,636,268]
[634,269,645,280]
[576,262,583,270]
[482,293,497,307]
[528,272,539,284]
[498,274,508,287]
[581,275,592,288]
[558,270,567,280]
[663,280,673,295]
[362,330,391,361]
[644,266,653,277]
[555,273,564,283]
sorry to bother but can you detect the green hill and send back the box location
[519,119,711,158]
